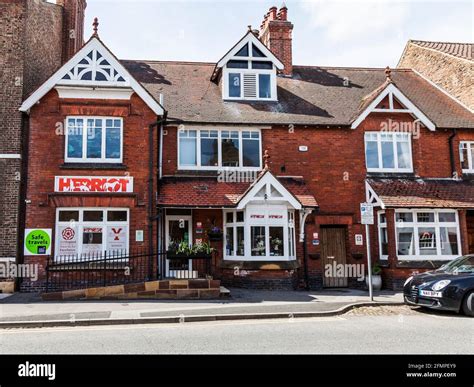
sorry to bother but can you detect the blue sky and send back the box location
[79,0,473,68]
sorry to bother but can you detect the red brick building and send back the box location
[19,5,474,291]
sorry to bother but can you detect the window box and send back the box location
[166,251,213,260]
[207,231,223,242]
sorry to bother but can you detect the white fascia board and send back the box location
[351,83,436,131]
[365,181,385,209]
[20,38,164,116]
[55,86,134,100]
[216,32,284,70]
[237,171,302,210]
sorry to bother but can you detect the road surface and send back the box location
[0,310,472,354]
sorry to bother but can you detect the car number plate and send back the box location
[419,290,442,298]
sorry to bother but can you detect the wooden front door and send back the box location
[467,211,474,254]
[321,227,348,288]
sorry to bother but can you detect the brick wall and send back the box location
[398,43,474,110]
[161,114,474,289]
[21,90,158,291]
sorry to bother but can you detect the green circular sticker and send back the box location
[25,230,51,255]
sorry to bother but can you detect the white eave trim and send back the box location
[365,181,385,209]
[351,83,436,131]
[55,86,134,100]
[236,171,302,210]
[19,37,164,115]
[216,32,284,70]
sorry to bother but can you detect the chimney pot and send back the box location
[260,5,293,76]
[269,6,277,20]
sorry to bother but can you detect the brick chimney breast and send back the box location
[260,5,293,76]
[58,0,88,63]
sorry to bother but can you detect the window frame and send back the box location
[177,127,262,171]
[65,116,124,164]
[392,209,461,261]
[378,211,388,260]
[223,206,296,262]
[221,42,278,101]
[364,131,413,173]
[460,141,474,173]
[55,207,129,260]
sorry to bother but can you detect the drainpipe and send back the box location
[299,208,313,290]
[158,94,164,180]
[147,111,168,279]
[448,129,458,178]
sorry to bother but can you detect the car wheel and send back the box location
[462,291,474,317]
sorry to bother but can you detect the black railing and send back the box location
[45,249,214,292]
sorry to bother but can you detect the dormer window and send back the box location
[223,43,277,101]
[214,31,284,102]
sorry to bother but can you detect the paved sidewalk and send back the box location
[0,288,403,328]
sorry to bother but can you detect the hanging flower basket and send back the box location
[207,227,223,241]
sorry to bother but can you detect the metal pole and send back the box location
[365,224,373,301]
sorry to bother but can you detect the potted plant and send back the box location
[167,239,215,259]
[207,226,223,241]
[366,262,382,291]
[271,237,283,255]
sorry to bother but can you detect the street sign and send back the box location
[360,203,374,225]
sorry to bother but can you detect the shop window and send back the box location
[223,208,296,261]
[55,208,129,260]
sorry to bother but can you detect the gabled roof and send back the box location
[367,178,474,209]
[157,175,317,208]
[351,80,436,130]
[122,62,474,129]
[236,169,302,209]
[211,30,284,81]
[408,40,473,61]
[20,37,164,115]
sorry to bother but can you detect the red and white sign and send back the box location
[107,226,127,251]
[55,176,133,193]
[57,225,78,256]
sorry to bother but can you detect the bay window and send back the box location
[460,141,474,173]
[55,208,129,260]
[178,128,261,169]
[392,210,460,260]
[365,132,412,173]
[224,206,296,261]
[66,117,123,163]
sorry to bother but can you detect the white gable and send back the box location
[351,83,435,131]
[60,47,127,85]
[216,31,284,70]
[237,171,301,210]
[20,37,164,115]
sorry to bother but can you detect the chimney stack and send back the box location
[259,4,293,76]
[57,0,87,63]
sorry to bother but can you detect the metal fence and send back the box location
[45,249,214,292]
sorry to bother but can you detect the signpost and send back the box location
[360,203,374,301]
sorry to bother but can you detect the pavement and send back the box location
[0,288,404,328]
